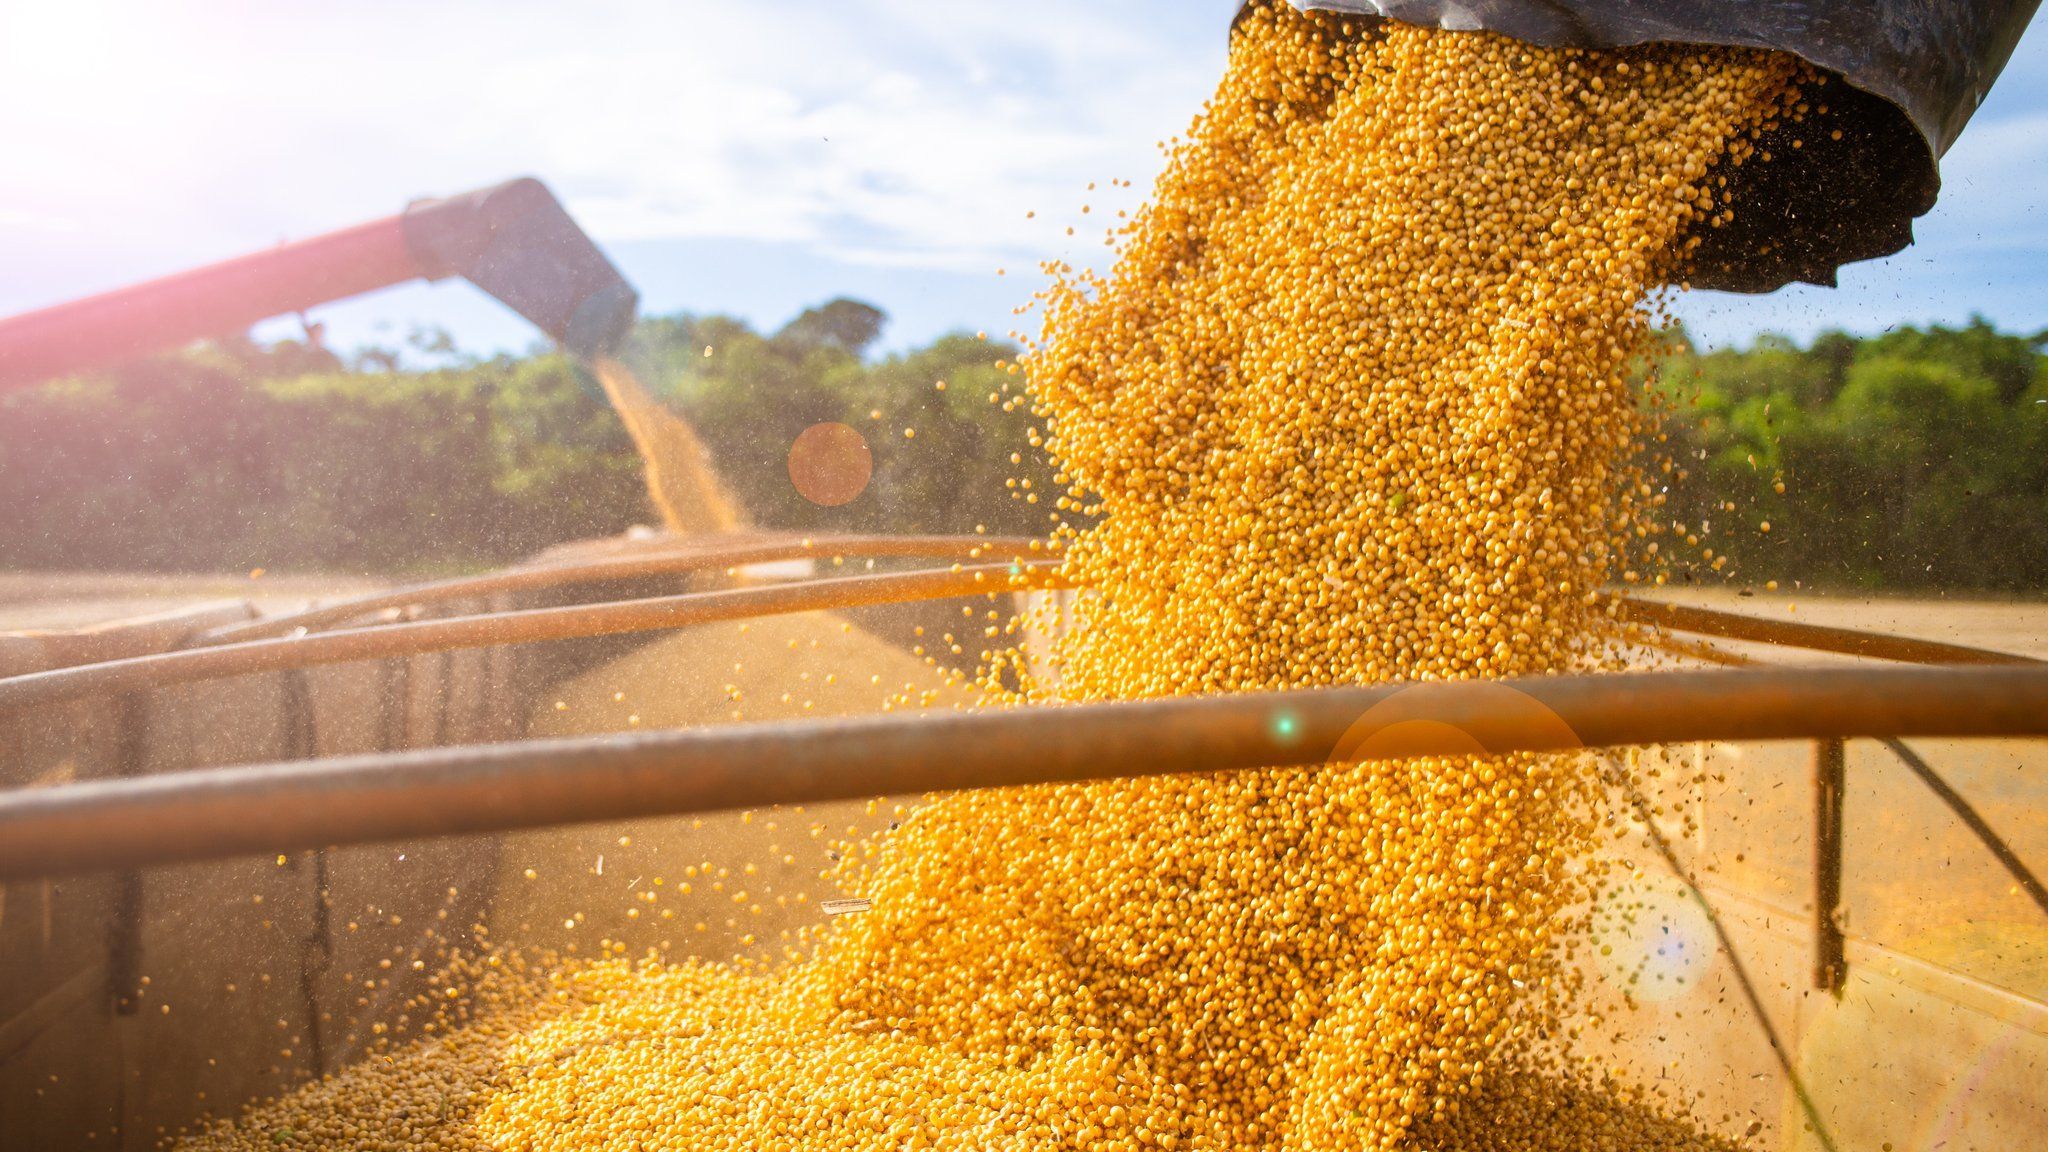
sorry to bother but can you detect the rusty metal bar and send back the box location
[1813,737,1847,994]
[1,665,2045,881]
[0,600,255,678]
[207,538,2028,664]
[3,560,2015,723]
[0,562,1064,717]
[1879,736,2048,920]
[105,693,151,1016]
[204,534,1044,644]
[1616,598,2040,666]
[281,668,333,1072]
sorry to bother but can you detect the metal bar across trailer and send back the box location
[2,665,2046,880]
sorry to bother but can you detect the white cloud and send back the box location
[0,0,1234,295]
[2,0,2041,350]
[498,0,1229,270]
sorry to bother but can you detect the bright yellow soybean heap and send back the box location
[186,6,1810,1150]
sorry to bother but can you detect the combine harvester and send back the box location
[0,1,2044,1148]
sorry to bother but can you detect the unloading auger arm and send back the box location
[0,177,637,393]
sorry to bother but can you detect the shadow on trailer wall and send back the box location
[0,561,745,1148]
[0,602,534,1148]
[0,535,977,1149]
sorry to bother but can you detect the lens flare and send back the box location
[788,421,873,507]
[1591,877,1716,1003]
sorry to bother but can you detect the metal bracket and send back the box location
[1813,737,1847,994]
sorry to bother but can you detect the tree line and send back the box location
[1648,317,2047,593]
[0,299,1055,575]
[0,302,2041,592]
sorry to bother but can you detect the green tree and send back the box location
[3,309,2039,592]
[1652,322,2048,592]
[843,333,1059,538]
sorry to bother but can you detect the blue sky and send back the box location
[2,0,2043,362]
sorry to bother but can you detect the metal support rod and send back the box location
[281,668,332,1073]
[1879,736,2048,920]
[0,562,1063,717]
[105,693,150,1016]
[1,665,2045,880]
[1615,599,2040,667]
[198,536,2036,662]
[106,873,144,1017]
[1812,737,1847,994]
[0,534,2027,719]
[203,534,1043,644]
